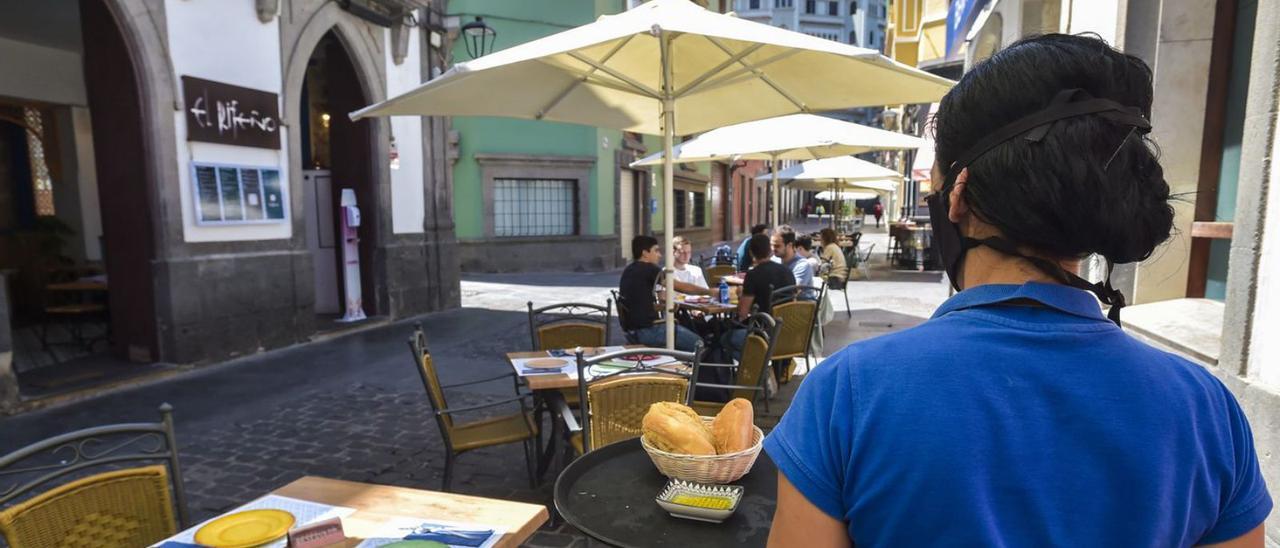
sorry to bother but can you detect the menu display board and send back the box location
[192,163,288,225]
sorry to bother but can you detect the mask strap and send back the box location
[965,236,1127,326]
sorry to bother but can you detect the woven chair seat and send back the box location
[451,412,537,452]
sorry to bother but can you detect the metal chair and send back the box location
[0,404,189,548]
[854,243,877,281]
[564,346,701,454]
[692,313,780,416]
[769,285,823,382]
[527,301,612,351]
[610,290,641,344]
[407,324,538,491]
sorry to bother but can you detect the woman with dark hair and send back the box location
[765,35,1269,547]
[818,228,848,281]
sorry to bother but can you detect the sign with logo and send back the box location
[183,76,281,149]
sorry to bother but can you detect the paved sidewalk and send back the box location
[0,248,947,546]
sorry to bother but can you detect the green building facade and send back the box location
[447,0,627,272]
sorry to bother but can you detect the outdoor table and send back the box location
[555,438,778,547]
[506,347,693,475]
[162,476,547,547]
[674,298,737,316]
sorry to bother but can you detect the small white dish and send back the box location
[655,480,743,523]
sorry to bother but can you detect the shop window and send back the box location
[494,178,577,237]
[23,107,54,216]
[674,189,688,229]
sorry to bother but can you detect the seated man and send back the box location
[720,233,796,360]
[672,236,708,290]
[735,224,769,272]
[772,225,815,295]
[619,235,707,352]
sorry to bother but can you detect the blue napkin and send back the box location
[405,526,494,547]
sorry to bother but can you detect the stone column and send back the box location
[0,282,19,415]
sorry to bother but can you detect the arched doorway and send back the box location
[299,30,379,322]
[0,0,159,393]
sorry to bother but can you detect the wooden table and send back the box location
[273,476,548,547]
[505,346,690,391]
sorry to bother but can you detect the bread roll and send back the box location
[642,402,715,455]
[711,398,754,454]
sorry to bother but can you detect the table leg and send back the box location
[538,390,567,479]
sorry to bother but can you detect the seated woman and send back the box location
[766,34,1269,547]
[818,228,849,283]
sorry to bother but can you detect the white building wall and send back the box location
[1249,121,1280,388]
[0,36,86,106]
[384,26,426,235]
[165,0,291,243]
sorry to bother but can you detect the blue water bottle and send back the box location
[719,279,729,304]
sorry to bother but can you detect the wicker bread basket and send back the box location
[640,417,764,484]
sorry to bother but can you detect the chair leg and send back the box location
[442,453,455,492]
[843,288,851,319]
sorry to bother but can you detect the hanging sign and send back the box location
[183,76,281,149]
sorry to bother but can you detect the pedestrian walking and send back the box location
[872,202,883,227]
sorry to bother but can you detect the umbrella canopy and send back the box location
[783,178,899,192]
[816,189,878,201]
[631,114,926,225]
[351,0,952,349]
[760,156,902,183]
[630,114,926,165]
[351,0,954,133]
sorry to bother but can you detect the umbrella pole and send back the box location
[660,34,676,351]
[771,153,780,227]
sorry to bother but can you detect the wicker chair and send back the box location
[408,324,538,491]
[527,301,612,351]
[769,285,823,383]
[703,264,736,289]
[565,346,701,454]
[691,313,780,416]
[0,405,189,548]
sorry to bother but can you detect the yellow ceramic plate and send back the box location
[194,509,296,548]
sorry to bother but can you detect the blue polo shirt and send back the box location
[765,283,1272,546]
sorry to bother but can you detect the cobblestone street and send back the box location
[1,230,947,546]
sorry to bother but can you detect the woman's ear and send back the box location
[948,168,970,223]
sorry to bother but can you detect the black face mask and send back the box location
[928,89,1152,326]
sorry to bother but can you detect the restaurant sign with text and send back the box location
[183,76,281,149]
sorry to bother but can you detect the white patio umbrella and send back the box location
[351,0,952,349]
[630,114,926,226]
[816,189,878,201]
[762,157,902,228]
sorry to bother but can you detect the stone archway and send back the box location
[281,5,391,319]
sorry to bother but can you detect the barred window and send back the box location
[494,178,577,237]
[692,191,706,227]
[673,189,687,229]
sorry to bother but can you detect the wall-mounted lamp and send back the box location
[460,16,497,58]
